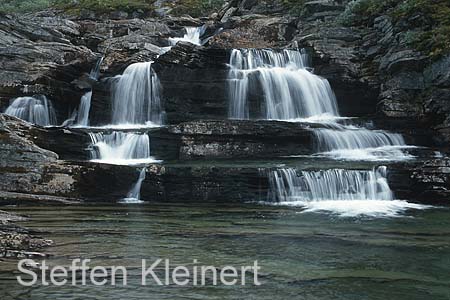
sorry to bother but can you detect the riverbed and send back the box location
[0,203,449,299]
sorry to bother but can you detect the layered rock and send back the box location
[0,13,97,122]
[0,210,52,258]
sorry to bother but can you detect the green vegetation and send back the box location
[340,0,450,59]
[53,0,153,14]
[169,0,224,17]
[0,0,224,16]
[282,0,307,15]
[0,0,51,13]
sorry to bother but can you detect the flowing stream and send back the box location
[228,48,412,162]
[169,26,205,46]
[4,95,57,126]
[227,48,424,215]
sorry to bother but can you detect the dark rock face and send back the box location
[0,114,138,202]
[0,14,97,123]
[142,164,269,203]
[154,43,229,124]
[168,119,313,159]
[0,0,449,208]
[389,159,450,205]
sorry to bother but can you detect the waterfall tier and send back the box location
[89,132,159,165]
[112,62,163,126]
[75,91,92,127]
[228,49,339,120]
[5,95,56,126]
[89,56,104,81]
[169,26,205,46]
[121,168,146,203]
[314,127,413,161]
[268,167,393,202]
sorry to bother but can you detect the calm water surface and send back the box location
[0,203,449,300]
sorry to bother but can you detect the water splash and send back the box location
[269,167,394,202]
[266,167,429,217]
[4,95,57,126]
[169,26,205,46]
[121,168,146,203]
[89,132,160,165]
[111,62,163,126]
[314,128,414,161]
[228,49,339,120]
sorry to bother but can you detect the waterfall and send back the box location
[111,62,163,126]
[268,167,393,202]
[121,168,146,203]
[75,91,92,127]
[227,48,412,161]
[266,167,428,217]
[89,132,158,165]
[314,128,413,161]
[169,26,205,46]
[4,95,57,126]
[89,56,104,80]
[228,49,339,120]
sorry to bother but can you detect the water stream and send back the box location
[4,95,57,126]
[228,48,413,162]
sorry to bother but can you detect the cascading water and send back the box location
[89,56,104,81]
[75,91,92,127]
[121,168,146,203]
[228,49,339,120]
[89,132,159,165]
[4,95,57,126]
[169,26,205,46]
[314,127,414,161]
[268,167,393,202]
[267,167,425,217]
[228,48,413,161]
[111,61,163,126]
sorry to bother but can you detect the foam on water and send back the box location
[89,132,160,165]
[314,128,415,161]
[279,200,430,218]
[120,168,146,203]
[266,167,430,217]
[169,26,205,46]
[318,146,416,162]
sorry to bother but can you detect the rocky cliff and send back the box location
[0,0,449,207]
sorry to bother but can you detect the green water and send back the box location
[1,204,450,299]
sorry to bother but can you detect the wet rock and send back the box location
[390,159,450,205]
[0,14,97,122]
[168,119,314,159]
[0,210,52,258]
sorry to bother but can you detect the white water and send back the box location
[111,62,163,126]
[267,167,428,217]
[169,26,205,46]
[75,91,92,127]
[228,48,413,161]
[89,56,104,80]
[228,49,339,120]
[314,128,414,161]
[121,168,146,203]
[89,132,160,165]
[4,95,56,126]
[269,167,394,202]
